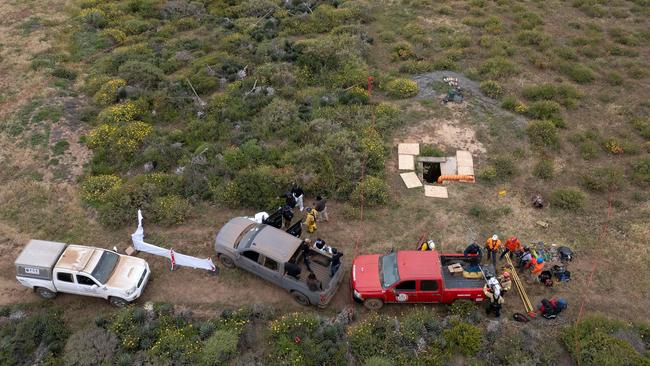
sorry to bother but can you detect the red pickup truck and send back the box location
[351,250,486,310]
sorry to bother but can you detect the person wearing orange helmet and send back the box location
[500,236,522,260]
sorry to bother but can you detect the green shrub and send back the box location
[525,100,562,122]
[52,67,78,80]
[493,156,517,178]
[81,174,122,207]
[479,57,518,79]
[348,314,398,363]
[501,95,518,111]
[580,167,625,192]
[199,329,239,366]
[399,60,435,74]
[63,326,118,366]
[420,145,445,157]
[213,166,287,209]
[385,78,419,99]
[443,321,482,356]
[562,316,645,366]
[522,83,582,107]
[150,195,192,226]
[631,118,650,140]
[559,62,595,83]
[392,41,416,60]
[579,140,600,160]
[361,126,386,174]
[551,188,586,211]
[477,166,498,182]
[606,72,624,86]
[363,357,392,366]
[0,309,70,366]
[527,120,559,147]
[449,300,480,321]
[517,30,550,49]
[479,80,504,99]
[533,159,554,180]
[341,86,370,105]
[118,61,165,89]
[351,176,389,207]
[632,155,650,186]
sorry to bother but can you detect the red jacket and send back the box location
[505,237,521,252]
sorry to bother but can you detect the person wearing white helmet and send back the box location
[485,234,502,269]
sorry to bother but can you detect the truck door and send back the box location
[239,250,262,274]
[389,280,418,303]
[53,271,80,295]
[76,274,104,298]
[258,255,282,286]
[418,280,442,303]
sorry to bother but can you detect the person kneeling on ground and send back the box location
[498,271,512,294]
[539,298,567,319]
[517,247,533,271]
[483,280,504,317]
[306,272,322,292]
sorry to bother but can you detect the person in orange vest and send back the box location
[485,234,502,268]
[531,257,545,279]
[500,236,522,260]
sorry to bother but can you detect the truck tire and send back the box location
[109,297,129,308]
[363,298,384,310]
[291,291,310,306]
[35,287,56,299]
[219,255,235,268]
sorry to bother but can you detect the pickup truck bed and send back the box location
[295,251,332,287]
[440,256,486,289]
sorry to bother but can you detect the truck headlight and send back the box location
[353,290,363,300]
[125,286,136,295]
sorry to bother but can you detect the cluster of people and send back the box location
[462,234,566,319]
[285,238,343,292]
[280,183,329,234]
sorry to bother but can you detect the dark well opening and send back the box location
[423,162,442,183]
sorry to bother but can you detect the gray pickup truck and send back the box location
[214,217,344,307]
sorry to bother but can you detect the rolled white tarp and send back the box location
[131,210,216,272]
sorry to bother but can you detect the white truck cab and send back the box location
[15,240,150,307]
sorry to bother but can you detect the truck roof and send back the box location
[249,225,302,263]
[15,240,67,269]
[55,245,102,272]
[397,250,442,280]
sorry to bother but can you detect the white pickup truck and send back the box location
[15,239,151,307]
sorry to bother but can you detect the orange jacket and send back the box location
[485,238,502,251]
[531,260,544,274]
[505,237,522,252]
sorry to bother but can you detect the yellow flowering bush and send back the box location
[98,101,142,124]
[385,78,419,99]
[81,174,122,206]
[604,138,625,154]
[93,78,126,106]
[150,323,201,362]
[361,126,386,173]
[79,7,106,28]
[101,28,127,45]
[150,195,191,226]
[87,121,152,155]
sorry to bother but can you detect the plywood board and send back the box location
[398,143,420,155]
[400,172,423,188]
[424,185,448,198]
[456,150,474,176]
[398,154,415,170]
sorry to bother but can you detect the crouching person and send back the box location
[539,298,567,319]
[483,282,504,317]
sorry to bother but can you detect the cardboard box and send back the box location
[448,263,463,274]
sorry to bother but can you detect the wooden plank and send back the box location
[424,185,448,198]
[398,143,420,155]
[400,172,423,188]
[398,154,415,170]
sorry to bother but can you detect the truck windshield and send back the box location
[379,252,400,288]
[236,224,262,249]
[91,251,119,284]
